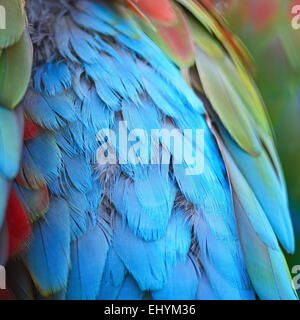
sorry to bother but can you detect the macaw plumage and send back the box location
[0,0,297,300]
[223,0,300,290]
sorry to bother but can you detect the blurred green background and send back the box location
[220,0,300,287]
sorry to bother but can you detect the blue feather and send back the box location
[192,207,255,300]
[66,219,111,300]
[152,256,198,300]
[77,87,115,133]
[61,153,92,194]
[112,175,175,241]
[54,127,78,158]
[196,274,218,300]
[0,175,9,228]
[74,0,140,39]
[67,121,100,155]
[70,9,117,36]
[24,90,76,130]
[34,62,72,96]
[75,0,120,24]
[14,183,48,221]
[68,189,89,241]
[55,17,104,64]
[97,248,127,300]
[223,128,294,253]
[117,275,143,300]
[112,210,191,291]
[21,133,62,188]
[24,198,70,294]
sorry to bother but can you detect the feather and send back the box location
[24,198,70,295]
[0,107,23,179]
[14,183,49,222]
[0,0,26,48]
[55,16,117,65]
[5,188,31,257]
[111,173,176,241]
[24,89,76,130]
[70,9,117,37]
[116,275,143,300]
[192,207,255,299]
[152,255,198,300]
[112,210,191,291]
[137,3,195,66]
[68,189,90,241]
[195,47,261,155]
[0,175,9,227]
[221,126,294,252]
[196,272,218,300]
[23,119,42,141]
[0,31,33,109]
[66,219,111,300]
[217,138,296,299]
[61,153,92,194]
[76,87,115,133]
[126,0,176,25]
[97,248,127,300]
[74,0,140,39]
[235,194,297,300]
[34,62,72,96]
[19,133,62,189]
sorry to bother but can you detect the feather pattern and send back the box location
[0,0,295,301]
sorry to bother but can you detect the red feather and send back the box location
[23,119,41,140]
[126,0,176,24]
[242,0,279,31]
[5,189,31,257]
[156,4,195,65]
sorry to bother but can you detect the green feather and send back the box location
[195,45,261,155]
[218,137,297,300]
[0,30,33,109]
[0,0,26,49]
[235,192,297,300]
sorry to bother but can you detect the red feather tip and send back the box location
[126,0,176,24]
[5,189,31,257]
[156,4,195,65]
[24,119,41,140]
